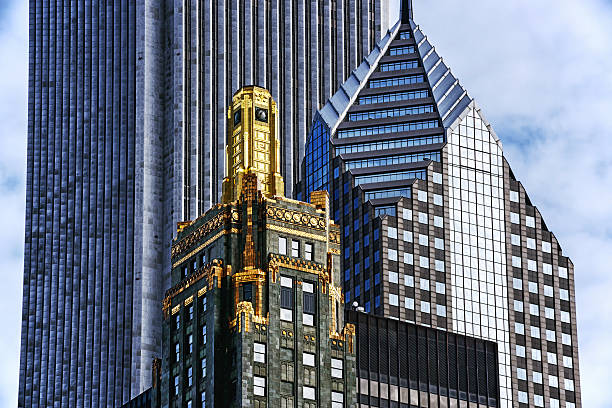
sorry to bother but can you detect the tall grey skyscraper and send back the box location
[19,1,390,407]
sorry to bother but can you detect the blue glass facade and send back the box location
[304,117,330,198]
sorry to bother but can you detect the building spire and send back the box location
[222,86,285,203]
[401,0,413,23]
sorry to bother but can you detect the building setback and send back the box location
[299,1,582,407]
[20,2,389,407]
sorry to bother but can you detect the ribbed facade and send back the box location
[20,1,388,407]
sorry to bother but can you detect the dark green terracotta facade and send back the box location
[157,176,356,408]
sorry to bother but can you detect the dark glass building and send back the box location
[299,1,582,407]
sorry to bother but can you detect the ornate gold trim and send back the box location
[266,224,327,242]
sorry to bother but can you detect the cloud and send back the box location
[0,0,27,407]
[414,0,612,406]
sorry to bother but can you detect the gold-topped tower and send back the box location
[222,86,285,203]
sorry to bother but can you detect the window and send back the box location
[518,391,528,404]
[331,358,343,378]
[546,330,556,342]
[560,289,569,301]
[562,334,572,345]
[201,357,207,377]
[528,259,537,271]
[420,278,430,291]
[188,334,193,353]
[174,375,180,395]
[389,45,415,55]
[404,297,415,309]
[515,322,525,335]
[510,212,520,224]
[403,231,413,242]
[420,301,431,313]
[510,190,519,202]
[549,375,559,388]
[303,386,316,400]
[543,263,552,275]
[436,305,447,317]
[419,256,429,268]
[175,314,180,331]
[281,287,293,309]
[513,300,523,312]
[435,282,445,294]
[534,395,544,407]
[511,234,521,246]
[305,243,313,261]
[517,367,527,381]
[418,234,428,246]
[389,294,399,306]
[187,366,193,387]
[279,237,287,255]
[202,325,207,344]
[545,307,555,320]
[402,208,412,220]
[434,238,444,250]
[433,172,442,184]
[532,349,542,361]
[349,103,432,120]
[547,352,557,364]
[254,343,266,363]
[433,194,443,206]
[531,327,541,339]
[291,240,300,257]
[559,267,568,278]
[389,271,398,284]
[358,89,429,105]
[418,212,428,224]
[527,238,536,249]
[254,376,266,396]
[201,391,206,405]
[303,352,315,367]
[526,216,535,228]
[512,278,523,290]
[516,345,526,357]
[388,249,398,261]
[434,216,443,228]
[529,304,539,315]
[533,371,543,384]
[417,190,427,202]
[175,343,180,362]
[404,275,414,287]
[338,121,438,139]
[512,256,522,268]
[332,391,344,407]
[387,226,397,239]
[354,239,361,252]
[303,282,315,315]
[403,253,414,265]
[434,260,445,272]
[243,283,253,302]
[561,311,571,323]
[542,241,551,252]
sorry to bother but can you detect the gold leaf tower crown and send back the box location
[222,86,285,202]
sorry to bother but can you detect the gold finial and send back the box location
[222,86,285,203]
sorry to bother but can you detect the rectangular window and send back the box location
[188,334,193,354]
[305,243,313,260]
[303,386,316,400]
[388,249,398,261]
[292,240,300,257]
[174,375,179,395]
[187,366,193,387]
[254,342,266,363]
[303,282,315,315]
[175,343,180,362]
[201,357,207,377]
[279,237,287,255]
[202,325,207,344]
[303,352,316,367]
[254,376,266,396]
[331,358,343,378]
[281,287,293,309]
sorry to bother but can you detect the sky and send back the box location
[0,0,610,407]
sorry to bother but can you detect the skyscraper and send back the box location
[20,2,389,407]
[156,86,355,407]
[299,1,582,407]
